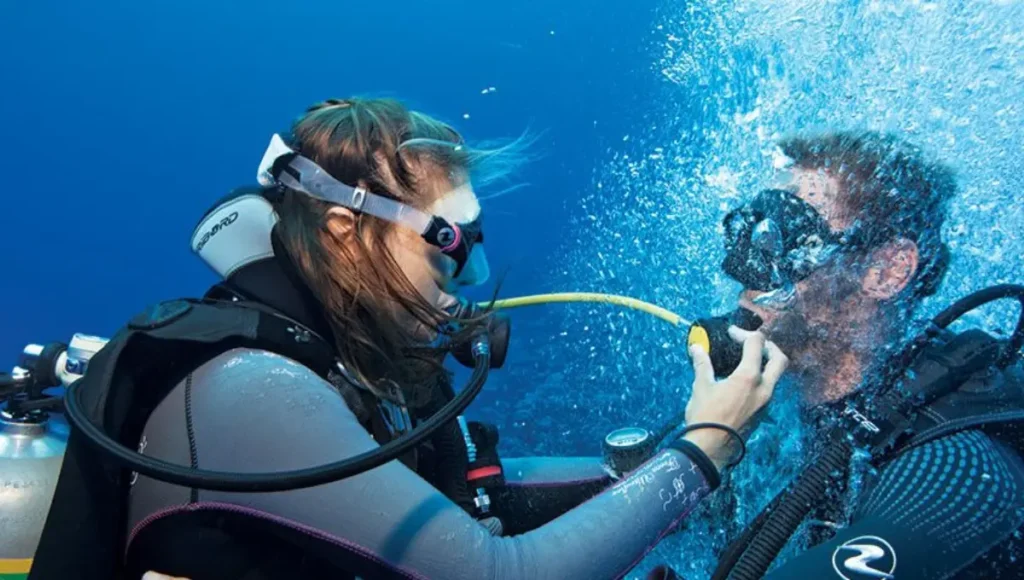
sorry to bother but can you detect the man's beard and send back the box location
[765,307,820,361]
[760,263,866,376]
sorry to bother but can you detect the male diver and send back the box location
[703,131,1024,579]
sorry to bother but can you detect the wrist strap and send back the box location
[669,438,722,490]
[681,422,746,469]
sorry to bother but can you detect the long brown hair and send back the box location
[273,97,527,405]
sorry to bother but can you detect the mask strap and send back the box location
[258,134,436,237]
[257,134,475,272]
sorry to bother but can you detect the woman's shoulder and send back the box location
[187,347,350,418]
[196,347,327,383]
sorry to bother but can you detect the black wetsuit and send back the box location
[764,370,1024,579]
[126,348,721,580]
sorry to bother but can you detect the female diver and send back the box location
[124,97,787,579]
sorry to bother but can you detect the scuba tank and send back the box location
[0,412,66,580]
[0,335,106,579]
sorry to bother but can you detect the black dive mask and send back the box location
[258,133,489,284]
[721,189,856,293]
[425,213,484,278]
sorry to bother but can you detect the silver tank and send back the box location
[0,411,67,578]
[0,335,100,579]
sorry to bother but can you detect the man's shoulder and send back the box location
[880,429,1024,494]
[888,428,1016,463]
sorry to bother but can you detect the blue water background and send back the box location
[1,0,659,357]
[5,1,1024,577]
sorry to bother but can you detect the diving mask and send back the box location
[257,134,488,284]
[429,183,490,286]
[721,188,857,305]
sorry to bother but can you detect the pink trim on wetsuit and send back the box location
[126,501,429,580]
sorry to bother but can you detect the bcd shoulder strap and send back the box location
[862,329,1005,459]
[30,298,339,580]
[80,298,337,446]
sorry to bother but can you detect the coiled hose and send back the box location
[719,437,852,580]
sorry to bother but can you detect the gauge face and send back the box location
[605,427,650,448]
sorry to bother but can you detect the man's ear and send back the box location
[862,238,919,300]
[325,206,356,241]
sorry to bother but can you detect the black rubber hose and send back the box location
[63,343,491,492]
[931,284,1024,367]
[0,373,19,397]
[726,435,852,580]
[890,284,1024,379]
[711,487,789,580]
[8,396,64,414]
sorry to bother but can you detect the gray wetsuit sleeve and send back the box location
[493,457,615,535]
[128,349,717,580]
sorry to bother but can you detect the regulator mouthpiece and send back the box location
[444,297,511,369]
[688,309,763,378]
[752,283,798,310]
[452,314,511,369]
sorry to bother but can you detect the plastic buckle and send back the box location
[351,188,368,211]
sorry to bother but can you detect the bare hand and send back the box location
[683,326,788,471]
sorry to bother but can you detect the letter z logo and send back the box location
[832,535,896,580]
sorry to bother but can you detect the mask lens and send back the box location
[456,244,491,286]
[454,215,488,283]
[460,215,484,245]
[751,219,785,259]
[442,214,488,286]
[722,189,836,291]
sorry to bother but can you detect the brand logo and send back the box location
[437,226,457,246]
[832,536,896,580]
[129,436,148,487]
[843,404,880,434]
[195,211,239,252]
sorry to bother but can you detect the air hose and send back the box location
[484,292,692,327]
[485,292,748,450]
[65,339,493,492]
[486,292,760,380]
[60,292,699,494]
